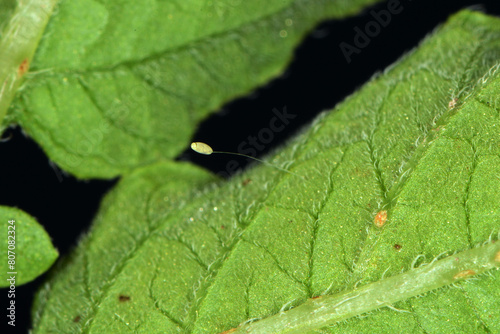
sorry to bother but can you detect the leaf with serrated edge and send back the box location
[3,0,381,178]
[0,206,58,287]
[32,10,500,334]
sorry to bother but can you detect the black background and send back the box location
[1,0,499,333]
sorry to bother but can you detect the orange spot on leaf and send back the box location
[374,210,387,228]
[453,269,476,280]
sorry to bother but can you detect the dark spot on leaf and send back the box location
[73,315,81,323]
[448,98,458,109]
[311,295,322,300]
[394,244,402,250]
[220,225,225,229]
[18,58,29,77]
[242,178,252,186]
[119,295,131,302]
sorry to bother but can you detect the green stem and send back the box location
[0,0,58,128]
[231,241,500,333]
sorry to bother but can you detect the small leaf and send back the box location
[32,10,500,334]
[0,206,58,287]
[3,0,381,178]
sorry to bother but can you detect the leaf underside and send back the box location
[31,9,500,334]
[5,0,380,178]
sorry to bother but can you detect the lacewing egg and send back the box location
[190,141,306,180]
[191,142,213,155]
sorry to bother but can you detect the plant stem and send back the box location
[0,0,58,128]
[231,241,500,334]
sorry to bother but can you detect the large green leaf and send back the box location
[1,0,380,178]
[0,206,58,287]
[32,10,500,333]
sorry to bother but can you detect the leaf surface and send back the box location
[32,10,500,334]
[2,0,380,178]
[0,206,58,287]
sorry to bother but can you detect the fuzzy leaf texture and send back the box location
[0,206,58,287]
[0,0,380,178]
[32,10,500,334]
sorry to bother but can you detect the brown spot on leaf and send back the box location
[242,178,252,186]
[73,315,81,323]
[18,58,29,77]
[394,244,402,250]
[453,269,476,280]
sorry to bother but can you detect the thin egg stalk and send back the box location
[190,142,306,180]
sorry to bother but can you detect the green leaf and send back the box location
[32,10,500,334]
[2,0,380,178]
[0,206,58,287]
[0,1,16,35]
